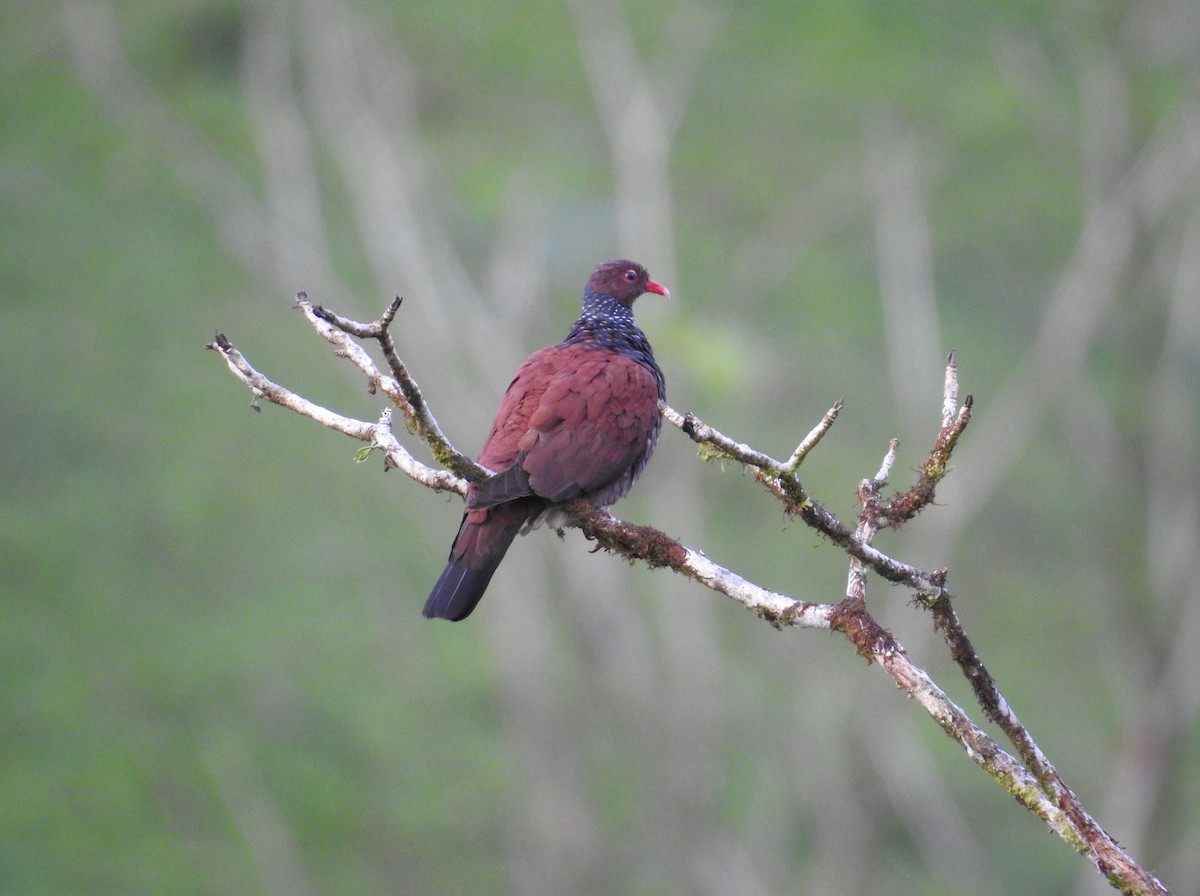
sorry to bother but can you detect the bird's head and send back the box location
[587,260,670,308]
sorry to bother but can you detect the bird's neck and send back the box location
[577,291,636,328]
[564,291,665,400]
[565,292,641,348]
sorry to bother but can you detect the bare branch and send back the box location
[842,437,899,609]
[207,333,374,441]
[881,354,974,527]
[205,333,465,495]
[564,502,829,627]
[941,350,960,429]
[205,325,827,627]
[785,399,844,471]
[300,295,480,480]
[942,98,1200,532]
[660,403,794,475]
[208,300,1171,896]
[865,114,943,431]
[663,399,953,602]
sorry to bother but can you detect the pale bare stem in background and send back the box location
[292,0,517,387]
[571,6,745,893]
[67,4,561,887]
[293,0,471,319]
[201,734,318,896]
[865,116,943,439]
[1130,202,1200,891]
[938,54,1200,535]
[240,0,337,292]
[569,0,725,276]
[1071,71,1200,896]
[64,1,288,286]
[250,21,586,885]
[290,6,584,887]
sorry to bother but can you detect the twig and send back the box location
[882,352,973,527]
[844,437,899,608]
[205,333,464,494]
[785,399,844,472]
[299,294,482,481]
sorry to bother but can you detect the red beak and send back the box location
[645,279,670,298]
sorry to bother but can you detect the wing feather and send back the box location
[470,346,660,511]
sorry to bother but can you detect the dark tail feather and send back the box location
[423,558,505,621]
[422,503,530,621]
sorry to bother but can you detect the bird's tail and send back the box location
[422,502,531,621]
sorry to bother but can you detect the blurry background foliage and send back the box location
[3,1,1198,894]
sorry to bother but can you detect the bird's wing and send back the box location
[517,350,660,504]
[470,347,660,510]
[468,348,556,509]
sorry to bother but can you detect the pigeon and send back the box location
[423,259,668,620]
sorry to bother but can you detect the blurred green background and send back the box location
[4,1,1198,894]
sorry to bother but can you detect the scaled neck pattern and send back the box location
[563,291,666,400]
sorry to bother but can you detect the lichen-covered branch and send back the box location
[206,332,465,494]
[298,294,483,481]
[208,299,1171,896]
[662,401,951,602]
[205,329,829,630]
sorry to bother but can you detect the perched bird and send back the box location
[423,259,669,621]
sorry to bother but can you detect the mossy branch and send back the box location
[208,297,1170,896]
